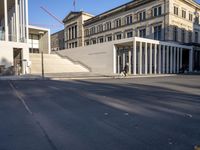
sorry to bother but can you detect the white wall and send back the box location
[0,41,29,67]
[57,40,117,74]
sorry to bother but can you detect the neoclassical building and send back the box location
[60,0,200,74]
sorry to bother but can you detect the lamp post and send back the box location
[39,31,44,79]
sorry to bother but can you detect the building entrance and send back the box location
[13,48,22,75]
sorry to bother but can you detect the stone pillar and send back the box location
[117,54,120,74]
[154,44,157,74]
[189,48,193,72]
[170,47,173,74]
[158,45,161,74]
[4,0,8,41]
[180,48,183,69]
[177,48,180,73]
[166,46,169,74]
[15,0,19,42]
[149,43,153,74]
[133,40,137,75]
[145,42,148,74]
[173,47,176,73]
[139,42,142,75]
[123,49,126,69]
[128,48,132,74]
[162,45,166,74]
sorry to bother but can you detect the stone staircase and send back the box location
[29,53,89,74]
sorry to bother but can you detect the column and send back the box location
[117,54,120,74]
[128,48,131,74]
[22,0,25,41]
[133,40,137,75]
[145,42,148,74]
[139,42,142,75]
[177,48,180,73]
[158,45,161,74]
[166,46,169,74]
[154,44,157,74]
[173,47,176,73]
[25,0,29,42]
[180,48,183,69]
[123,49,125,69]
[162,45,166,74]
[170,47,173,74]
[149,43,153,74]
[15,0,19,42]
[189,48,193,72]
[4,0,8,41]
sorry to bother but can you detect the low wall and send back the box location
[57,41,116,74]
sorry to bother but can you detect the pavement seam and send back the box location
[8,81,58,150]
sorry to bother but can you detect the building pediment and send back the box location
[63,11,81,23]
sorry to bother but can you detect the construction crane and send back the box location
[40,6,64,25]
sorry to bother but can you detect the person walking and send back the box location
[123,63,129,77]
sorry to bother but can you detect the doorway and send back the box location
[13,48,22,75]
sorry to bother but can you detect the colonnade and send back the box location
[116,38,193,75]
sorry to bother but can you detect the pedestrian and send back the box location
[123,63,129,77]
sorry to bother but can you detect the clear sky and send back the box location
[28,0,200,34]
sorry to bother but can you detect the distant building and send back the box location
[63,11,93,49]
[58,0,200,75]
[51,30,65,51]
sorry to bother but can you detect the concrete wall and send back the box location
[57,40,117,74]
[0,41,29,67]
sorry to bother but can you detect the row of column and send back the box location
[116,41,193,75]
[3,0,28,42]
[67,25,77,40]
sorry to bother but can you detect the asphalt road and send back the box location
[0,75,200,150]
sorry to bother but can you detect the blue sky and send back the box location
[28,0,200,34]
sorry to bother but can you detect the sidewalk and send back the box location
[1,72,198,81]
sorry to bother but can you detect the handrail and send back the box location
[53,51,92,72]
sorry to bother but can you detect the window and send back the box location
[189,13,193,21]
[85,29,89,36]
[182,10,186,18]
[154,25,162,40]
[195,32,199,43]
[115,19,121,28]
[125,15,133,25]
[90,26,96,35]
[138,11,146,21]
[92,39,96,44]
[85,40,89,46]
[188,31,192,43]
[97,24,103,32]
[107,36,112,42]
[127,31,133,38]
[99,37,104,43]
[174,6,179,15]
[173,27,178,41]
[139,29,146,38]
[195,14,199,24]
[153,6,162,17]
[116,34,122,40]
[105,22,112,30]
[181,29,185,43]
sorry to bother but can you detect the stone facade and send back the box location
[51,29,65,51]
[63,11,93,49]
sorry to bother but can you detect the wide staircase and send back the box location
[29,53,89,74]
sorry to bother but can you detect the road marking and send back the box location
[9,81,33,115]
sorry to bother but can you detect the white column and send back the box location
[15,0,19,42]
[22,0,25,41]
[149,43,153,74]
[139,42,142,75]
[145,42,148,74]
[177,48,180,73]
[180,48,183,69]
[123,50,125,69]
[4,0,8,41]
[162,45,166,74]
[154,44,157,74]
[158,45,161,74]
[128,48,131,74]
[117,55,120,74]
[133,40,137,75]
[166,46,169,74]
[26,0,29,42]
[173,47,176,73]
[189,48,193,72]
[170,47,173,74]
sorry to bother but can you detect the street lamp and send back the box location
[39,31,44,79]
